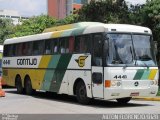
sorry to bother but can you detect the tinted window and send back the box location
[33,40,44,55]
[68,37,74,53]
[45,39,52,54]
[4,44,16,57]
[21,42,32,56]
[15,43,23,56]
[59,37,70,54]
[51,39,59,54]
[3,45,9,57]
[92,34,103,66]
[74,35,91,53]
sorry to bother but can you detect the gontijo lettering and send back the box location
[17,58,37,65]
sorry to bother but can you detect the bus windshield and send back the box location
[106,33,157,67]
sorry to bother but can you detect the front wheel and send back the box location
[76,81,90,104]
[116,97,132,104]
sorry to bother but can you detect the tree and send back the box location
[0,19,14,44]
[9,15,58,38]
[55,14,78,26]
[77,0,129,23]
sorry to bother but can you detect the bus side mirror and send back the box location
[92,72,102,84]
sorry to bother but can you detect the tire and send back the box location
[24,77,34,95]
[15,76,24,94]
[76,81,90,104]
[116,97,132,104]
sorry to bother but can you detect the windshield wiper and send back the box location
[130,46,133,62]
[141,61,149,68]
[139,55,151,61]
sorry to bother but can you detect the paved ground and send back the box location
[0,88,160,115]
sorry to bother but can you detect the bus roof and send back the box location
[43,22,103,33]
[4,22,152,45]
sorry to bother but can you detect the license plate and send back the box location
[130,92,139,96]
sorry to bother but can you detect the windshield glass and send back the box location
[106,33,157,66]
[107,34,133,64]
[132,35,156,66]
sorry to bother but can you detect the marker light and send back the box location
[105,80,111,88]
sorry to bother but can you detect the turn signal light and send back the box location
[105,80,111,88]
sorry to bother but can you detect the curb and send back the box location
[133,97,160,101]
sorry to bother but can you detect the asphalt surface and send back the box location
[0,88,160,114]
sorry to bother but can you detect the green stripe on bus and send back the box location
[41,55,61,91]
[41,70,55,91]
[49,54,72,92]
[61,30,73,37]
[141,69,150,80]
[48,55,61,68]
[133,69,144,80]
[71,27,86,36]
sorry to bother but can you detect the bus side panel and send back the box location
[40,54,72,93]
[3,68,14,87]
[4,69,37,88]
[60,54,92,97]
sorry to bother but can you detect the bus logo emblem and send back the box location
[75,56,88,67]
[134,81,139,87]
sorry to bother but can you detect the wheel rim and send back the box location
[79,85,86,99]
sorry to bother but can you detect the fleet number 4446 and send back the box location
[113,75,127,79]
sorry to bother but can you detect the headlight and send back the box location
[111,80,121,87]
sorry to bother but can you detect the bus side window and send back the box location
[16,43,23,56]
[80,35,91,53]
[74,37,80,53]
[45,39,51,55]
[59,37,70,54]
[4,45,13,57]
[22,42,28,55]
[59,38,65,54]
[33,40,44,55]
[8,45,12,56]
[92,34,103,66]
[66,38,69,53]
[74,35,91,53]
[52,39,59,54]
[3,45,8,57]
[69,37,74,53]
[26,42,32,56]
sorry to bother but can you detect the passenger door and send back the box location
[91,34,104,98]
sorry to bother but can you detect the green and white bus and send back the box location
[2,22,159,104]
